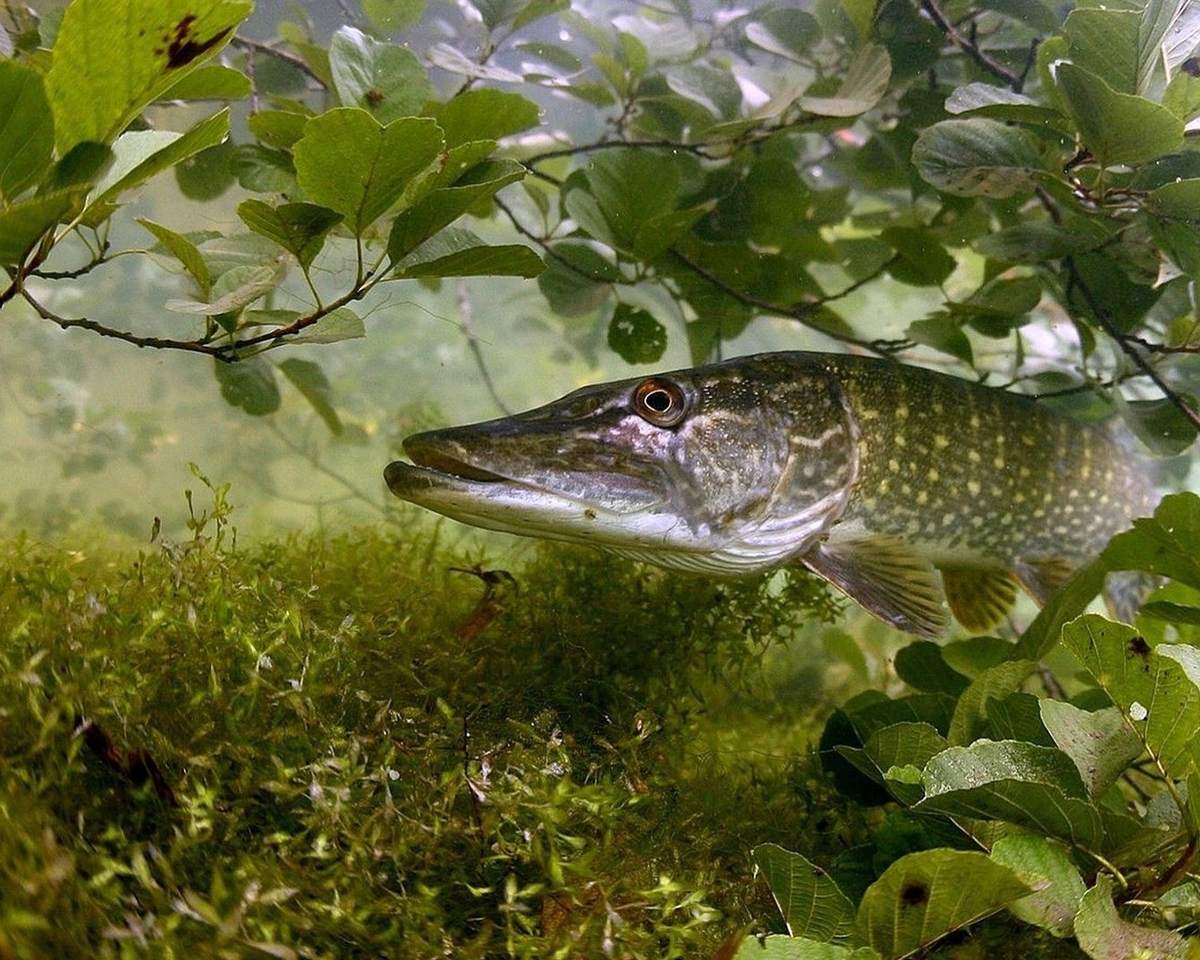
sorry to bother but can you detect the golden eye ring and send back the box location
[633,377,689,427]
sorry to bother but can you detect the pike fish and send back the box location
[384,352,1156,637]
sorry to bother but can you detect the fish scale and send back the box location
[385,352,1157,637]
[827,356,1139,565]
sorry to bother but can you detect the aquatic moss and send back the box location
[0,508,1091,958]
[0,508,847,959]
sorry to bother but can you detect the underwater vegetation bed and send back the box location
[5,486,1200,958]
[0,482,845,959]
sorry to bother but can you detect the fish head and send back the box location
[385,354,861,573]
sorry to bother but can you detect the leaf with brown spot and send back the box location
[164,15,233,69]
[857,849,1031,957]
[45,0,252,154]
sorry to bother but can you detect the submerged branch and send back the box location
[917,0,1023,89]
[1064,257,1200,433]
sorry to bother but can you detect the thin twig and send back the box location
[1064,257,1200,432]
[230,36,325,86]
[917,0,1023,89]
[22,290,230,357]
[455,281,512,415]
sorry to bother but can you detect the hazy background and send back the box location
[0,0,1013,545]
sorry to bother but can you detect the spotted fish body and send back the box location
[385,352,1156,636]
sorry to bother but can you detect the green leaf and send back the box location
[514,40,582,72]
[0,187,85,267]
[733,938,880,960]
[607,304,667,365]
[985,693,1055,746]
[537,240,621,316]
[1147,177,1200,221]
[329,26,432,124]
[1141,601,1200,626]
[752,843,857,943]
[468,0,566,30]
[213,357,280,416]
[845,693,957,741]
[157,63,250,101]
[512,0,568,29]
[51,141,114,191]
[247,109,311,150]
[167,258,287,316]
[175,141,235,201]
[859,721,949,804]
[944,82,1063,127]
[974,221,1106,262]
[238,200,343,269]
[942,635,1013,677]
[744,8,820,61]
[0,58,54,200]
[948,660,1036,746]
[293,110,444,235]
[388,158,526,263]
[426,89,541,150]
[1063,6,1140,95]
[1115,395,1199,457]
[912,118,1045,198]
[1075,875,1191,960]
[880,227,956,286]
[1061,614,1200,781]
[954,276,1043,320]
[1156,0,1200,82]
[799,43,891,117]
[990,835,1086,938]
[1039,700,1142,799]
[664,65,743,123]
[1054,61,1183,166]
[1011,556,1111,663]
[138,217,211,297]
[91,108,230,207]
[1163,70,1200,122]
[196,232,283,276]
[230,144,297,194]
[857,849,1031,957]
[564,149,707,259]
[893,642,970,696]
[907,315,973,363]
[393,227,542,278]
[278,358,342,434]
[1104,493,1200,591]
[45,0,251,154]
[279,307,365,345]
[363,0,425,32]
[427,42,523,83]
[918,740,1106,848]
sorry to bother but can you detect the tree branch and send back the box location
[917,0,1023,90]
[22,290,231,358]
[1064,257,1200,432]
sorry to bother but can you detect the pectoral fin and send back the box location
[1014,557,1075,606]
[802,537,949,638]
[940,567,1019,633]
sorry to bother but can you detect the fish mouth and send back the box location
[398,449,509,484]
[384,430,674,526]
[384,453,520,495]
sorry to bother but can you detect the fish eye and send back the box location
[633,377,688,427]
